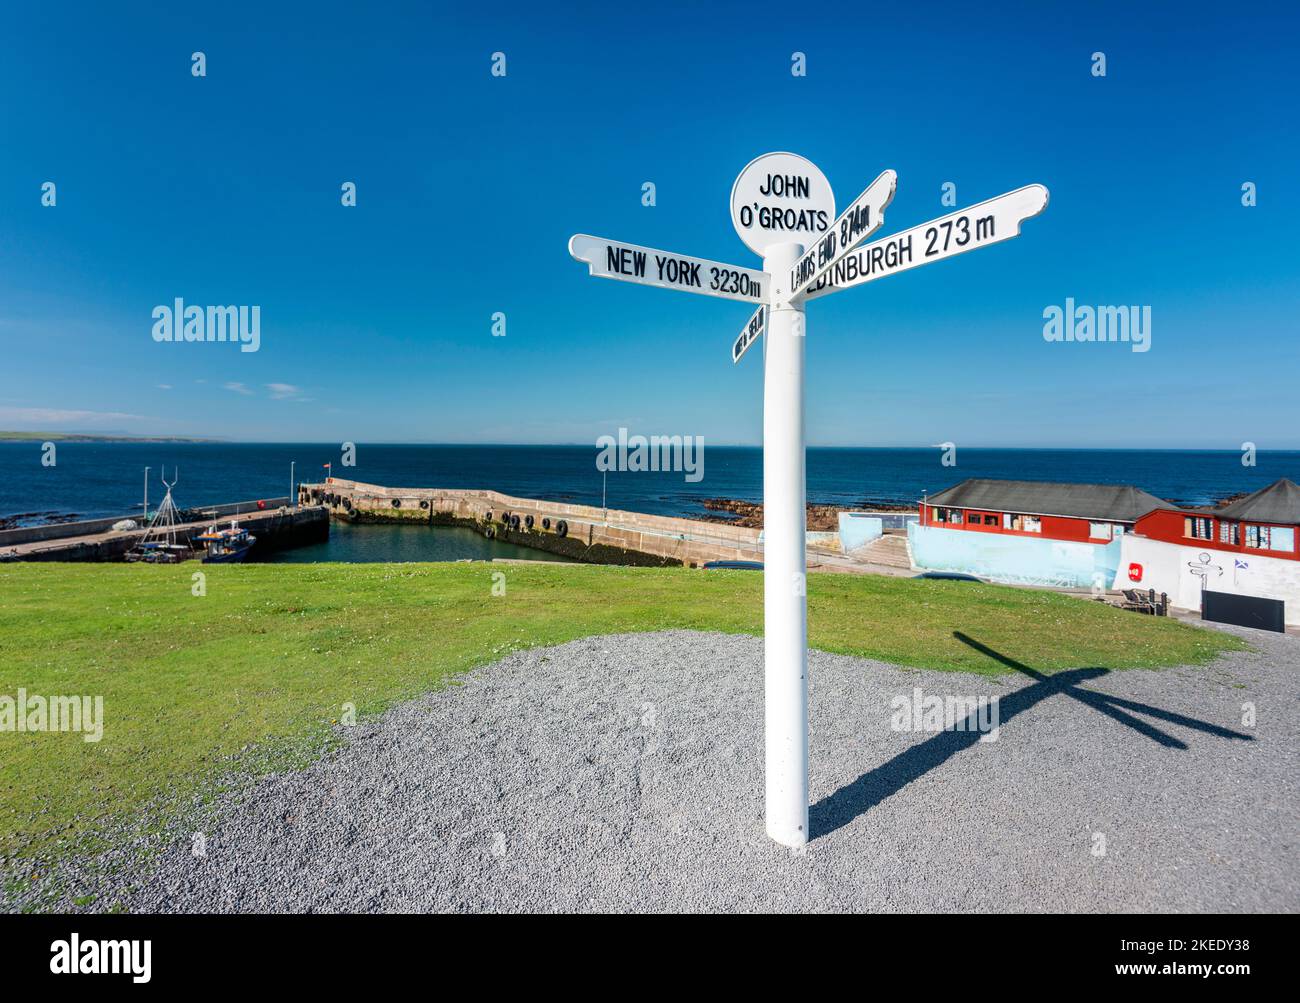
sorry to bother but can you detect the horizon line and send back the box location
[3,436,1300,453]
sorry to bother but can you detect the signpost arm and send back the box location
[762,241,809,848]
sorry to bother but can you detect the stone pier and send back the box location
[0,503,329,562]
[301,479,762,568]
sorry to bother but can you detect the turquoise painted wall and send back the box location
[838,513,883,552]
[908,523,1123,588]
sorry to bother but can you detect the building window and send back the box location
[983,514,998,526]
[1089,522,1113,541]
[1184,516,1213,540]
[1009,515,1042,534]
[1219,521,1240,546]
[1246,525,1295,552]
[932,506,962,525]
[967,512,981,524]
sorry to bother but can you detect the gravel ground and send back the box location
[13,627,1300,913]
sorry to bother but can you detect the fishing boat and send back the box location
[126,469,192,564]
[198,521,257,563]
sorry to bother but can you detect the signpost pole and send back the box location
[762,240,809,848]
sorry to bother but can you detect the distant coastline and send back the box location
[0,431,218,443]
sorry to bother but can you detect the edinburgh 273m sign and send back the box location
[569,152,1049,848]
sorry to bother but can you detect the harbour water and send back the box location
[4,442,1298,526]
[258,519,578,564]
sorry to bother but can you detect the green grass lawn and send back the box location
[0,562,1243,864]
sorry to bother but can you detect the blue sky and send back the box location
[1,0,1296,447]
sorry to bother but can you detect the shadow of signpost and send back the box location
[807,631,1253,840]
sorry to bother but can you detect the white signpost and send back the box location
[569,154,1049,849]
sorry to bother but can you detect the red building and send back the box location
[1117,479,1300,627]
[1130,478,1300,561]
[920,479,1170,543]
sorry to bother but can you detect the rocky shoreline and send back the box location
[696,497,915,531]
[0,511,82,531]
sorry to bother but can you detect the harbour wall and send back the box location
[4,504,327,562]
[302,479,763,567]
[0,497,292,549]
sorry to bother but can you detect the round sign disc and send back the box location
[730,152,835,258]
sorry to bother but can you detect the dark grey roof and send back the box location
[926,478,1170,523]
[1215,479,1300,524]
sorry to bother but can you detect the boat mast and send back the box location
[140,468,181,548]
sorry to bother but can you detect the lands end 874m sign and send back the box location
[730,152,836,257]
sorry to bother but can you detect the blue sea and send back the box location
[3,442,1298,526]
